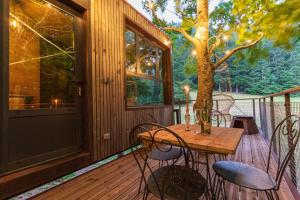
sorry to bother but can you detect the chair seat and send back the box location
[147,165,206,200]
[213,161,276,190]
[148,146,182,161]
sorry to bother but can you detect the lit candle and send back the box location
[53,99,59,108]
[183,85,190,113]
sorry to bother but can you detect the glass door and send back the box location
[3,0,84,173]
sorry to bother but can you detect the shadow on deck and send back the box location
[33,134,295,200]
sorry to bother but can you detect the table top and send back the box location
[138,124,244,155]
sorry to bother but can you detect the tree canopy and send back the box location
[143,0,299,69]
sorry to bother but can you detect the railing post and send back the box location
[252,98,256,121]
[284,93,297,186]
[259,98,263,132]
[270,96,277,153]
[263,98,268,138]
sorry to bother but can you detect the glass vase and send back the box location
[185,114,191,131]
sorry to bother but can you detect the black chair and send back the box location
[213,115,300,199]
[140,113,183,165]
[129,122,207,200]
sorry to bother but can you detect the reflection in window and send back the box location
[9,0,76,110]
[125,26,166,107]
[127,77,163,106]
[139,38,156,76]
[125,29,137,72]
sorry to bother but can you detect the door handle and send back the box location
[78,86,82,96]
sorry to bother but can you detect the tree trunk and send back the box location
[193,0,214,133]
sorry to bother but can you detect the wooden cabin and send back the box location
[0,0,173,198]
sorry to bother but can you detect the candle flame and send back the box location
[183,85,190,94]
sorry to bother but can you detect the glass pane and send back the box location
[126,76,163,106]
[125,29,137,72]
[9,0,76,110]
[158,49,163,78]
[139,37,156,77]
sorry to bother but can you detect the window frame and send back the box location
[124,19,171,109]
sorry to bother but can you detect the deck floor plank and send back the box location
[33,134,295,200]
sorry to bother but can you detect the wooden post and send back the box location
[284,94,297,186]
[270,97,277,154]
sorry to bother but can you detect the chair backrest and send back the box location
[266,115,300,189]
[129,123,196,199]
[211,110,227,127]
[213,93,235,115]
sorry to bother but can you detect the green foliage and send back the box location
[141,0,300,98]
[210,0,300,61]
[228,40,300,95]
[168,31,197,100]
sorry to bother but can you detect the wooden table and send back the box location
[138,124,244,199]
[138,124,244,155]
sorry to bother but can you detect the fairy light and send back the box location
[222,35,229,42]
[164,39,171,46]
[192,49,197,56]
[225,50,230,55]
[10,19,18,29]
[147,0,154,10]
[246,39,252,44]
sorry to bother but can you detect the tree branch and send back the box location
[164,27,197,45]
[213,35,263,68]
[208,33,223,56]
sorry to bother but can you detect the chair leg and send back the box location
[221,179,227,200]
[272,190,279,200]
[138,159,147,194]
[205,153,217,199]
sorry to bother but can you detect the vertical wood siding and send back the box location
[91,0,173,160]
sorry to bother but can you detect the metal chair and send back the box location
[211,110,228,128]
[213,115,300,199]
[139,113,183,164]
[129,122,207,200]
[212,93,235,122]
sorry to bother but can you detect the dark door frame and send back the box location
[0,0,93,175]
[0,0,9,175]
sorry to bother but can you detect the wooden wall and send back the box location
[91,0,174,160]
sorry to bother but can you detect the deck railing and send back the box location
[174,86,300,196]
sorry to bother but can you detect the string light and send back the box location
[222,35,229,42]
[147,0,154,10]
[10,19,18,28]
[246,39,252,44]
[164,39,171,46]
[192,49,197,56]
[225,50,230,55]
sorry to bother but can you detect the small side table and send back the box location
[230,115,259,135]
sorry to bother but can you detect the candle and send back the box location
[183,85,190,113]
[183,85,191,131]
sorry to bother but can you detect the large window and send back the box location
[9,0,76,110]
[125,27,165,107]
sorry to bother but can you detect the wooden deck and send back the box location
[33,134,295,200]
